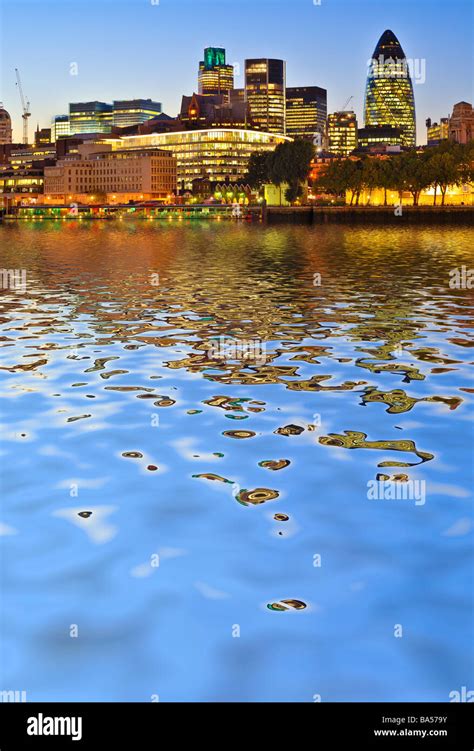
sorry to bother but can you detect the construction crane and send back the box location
[341,95,354,112]
[15,68,31,145]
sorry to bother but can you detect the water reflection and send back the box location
[0,222,472,701]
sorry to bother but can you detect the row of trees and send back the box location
[314,141,474,206]
[247,140,315,203]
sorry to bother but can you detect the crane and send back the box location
[341,95,354,112]
[15,68,31,145]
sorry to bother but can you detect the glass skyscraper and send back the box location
[69,102,113,135]
[364,29,416,147]
[51,114,70,142]
[328,111,358,155]
[245,59,286,135]
[286,86,327,143]
[198,47,234,99]
[113,100,162,129]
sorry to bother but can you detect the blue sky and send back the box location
[0,0,472,144]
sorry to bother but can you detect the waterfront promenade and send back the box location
[1,203,473,224]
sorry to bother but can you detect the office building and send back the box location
[245,58,286,135]
[35,127,52,146]
[286,86,327,143]
[357,125,402,150]
[364,29,416,147]
[106,128,290,187]
[113,99,162,129]
[198,47,234,99]
[328,111,358,155]
[44,143,176,203]
[52,115,70,141]
[0,166,44,202]
[426,118,449,146]
[69,101,113,135]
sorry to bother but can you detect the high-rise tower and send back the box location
[286,86,327,142]
[198,47,234,99]
[328,111,358,155]
[364,29,416,147]
[245,58,286,135]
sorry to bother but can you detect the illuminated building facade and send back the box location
[35,127,52,146]
[69,101,113,135]
[180,93,248,129]
[198,47,234,99]
[44,144,176,203]
[328,111,358,155]
[357,125,402,150]
[0,104,13,144]
[52,115,70,141]
[106,128,290,187]
[114,113,181,137]
[448,101,474,144]
[0,167,43,196]
[181,94,225,128]
[8,143,56,169]
[286,86,327,143]
[113,99,162,128]
[426,117,449,146]
[245,59,286,135]
[364,29,416,147]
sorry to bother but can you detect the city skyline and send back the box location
[0,0,472,144]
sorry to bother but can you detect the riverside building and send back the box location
[43,143,176,204]
[104,128,290,188]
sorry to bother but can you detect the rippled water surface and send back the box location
[1,221,473,702]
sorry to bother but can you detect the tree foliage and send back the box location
[313,140,473,205]
[246,139,315,203]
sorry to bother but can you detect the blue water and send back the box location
[0,221,472,702]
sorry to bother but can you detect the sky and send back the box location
[0,0,472,144]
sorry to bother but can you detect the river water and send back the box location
[0,220,472,701]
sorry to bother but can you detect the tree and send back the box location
[311,141,473,207]
[405,151,430,205]
[315,158,364,203]
[425,141,474,205]
[284,183,303,203]
[359,158,374,205]
[375,158,393,206]
[313,158,347,198]
[247,152,271,189]
[347,159,364,205]
[268,139,315,204]
[386,154,406,205]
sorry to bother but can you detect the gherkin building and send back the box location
[364,29,416,147]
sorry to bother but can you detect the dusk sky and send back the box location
[0,0,472,144]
